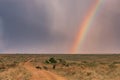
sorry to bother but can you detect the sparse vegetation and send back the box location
[0,54,120,80]
[0,66,31,80]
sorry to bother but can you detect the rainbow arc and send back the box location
[71,0,103,53]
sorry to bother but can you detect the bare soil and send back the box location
[23,60,67,80]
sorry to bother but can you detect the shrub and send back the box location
[49,57,57,64]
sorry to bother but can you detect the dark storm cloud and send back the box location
[2,0,119,53]
[0,0,51,49]
[0,0,97,53]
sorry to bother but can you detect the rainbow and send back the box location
[71,0,103,53]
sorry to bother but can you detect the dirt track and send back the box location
[23,61,67,80]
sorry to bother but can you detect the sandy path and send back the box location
[23,61,67,80]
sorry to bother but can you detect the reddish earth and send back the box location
[23,61,67,80]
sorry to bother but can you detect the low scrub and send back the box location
[0,66,31,80]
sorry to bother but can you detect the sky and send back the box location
[0,0,120,53]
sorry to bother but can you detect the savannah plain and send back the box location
[0,54,120,80]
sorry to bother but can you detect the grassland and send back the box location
[0,54,120,80]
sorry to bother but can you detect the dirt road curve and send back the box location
[24,62,67,80]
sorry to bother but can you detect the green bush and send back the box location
[49,57,57,64]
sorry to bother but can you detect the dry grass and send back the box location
[0,54,120,80]
[51,56,120,80]
[0,66,31,80]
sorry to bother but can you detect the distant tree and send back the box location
[45,57,68,69]
[48,57,57,69]
[49,57,57,64]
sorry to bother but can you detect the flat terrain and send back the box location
[23,59,67,80]
[0,54,120,80]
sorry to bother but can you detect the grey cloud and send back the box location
[0,0,51,48]
[1,0,92,52]
[1,0,119,53]
[81,0,120,53]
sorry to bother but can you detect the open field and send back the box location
[0,54,120,80]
